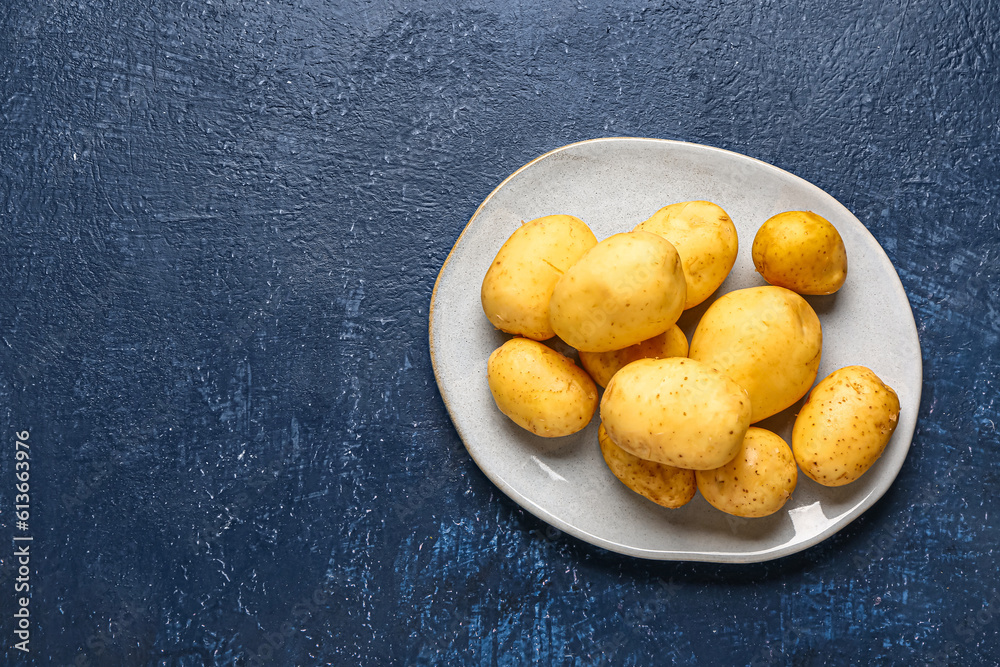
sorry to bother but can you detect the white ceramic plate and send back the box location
[429,138,921,563]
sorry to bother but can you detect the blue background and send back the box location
[2,0,998,665]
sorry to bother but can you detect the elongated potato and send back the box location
[689,286,822,422]
[598,423,696,508]
[601,357,751,470]
[481,214,598,340]
[752,211,847,295]
[549,231,686,352]
[487,337,598,437]
[635,200,739,309]
[792,366,900,486]
[578,325,688,388]
[695,427,798,518]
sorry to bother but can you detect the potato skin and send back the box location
[578,325,689,388]
[689,286,822,423]
[549,231,686,353]
[598,423,696,508]
[635,200,739,309]
[481,214,598,340]
[752,210,848,295]
[600,357,751,470]
[792,366,900,486]
[486,337,598,437]
[695,427,798,518]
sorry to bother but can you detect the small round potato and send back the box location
[689,286,823,422]
[752,210,848,295]
[578,325,689,388]
[792,366,900,486]
[601,357,751,470]
[486,337,598,437]
[598,423,696,508]
[549,231,686,353]
[635,200,739,309]
[481,214,598,340]
[695,427,798,518]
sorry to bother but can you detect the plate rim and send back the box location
[429,136,922,563]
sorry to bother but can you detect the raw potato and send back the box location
[598,423,696,508]
[481,214,598,340]
[578,325,689,388]
[792,366,900,486]
[601,357,751,470]
[696,427,798,518]
[752,210,848,295]
[549,231,686,352]
[689,286,822,422]
[486,337,598,437]
[635,200,739,309]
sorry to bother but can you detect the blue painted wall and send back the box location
[1,0,997,664]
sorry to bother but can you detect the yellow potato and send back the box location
[600,357,751,470]
[792,366,900,486]
[695,427,798,518]
[598,423,696,508]
[549,231,686,353]
[689,286,822,422]
[752,211,848,295]
[486,337,598,437]
[481,214,598,340]
[578,325,689,388]
[635,200,739,309]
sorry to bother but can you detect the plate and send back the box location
[429,138,922,563]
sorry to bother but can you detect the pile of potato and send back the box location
[481,203,900,518]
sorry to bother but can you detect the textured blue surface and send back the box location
[1,0,998,665]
